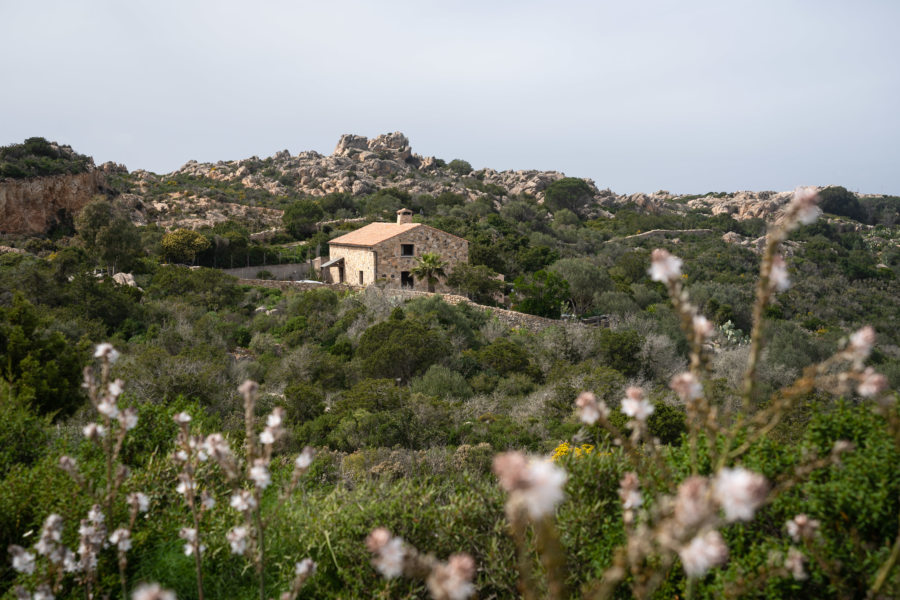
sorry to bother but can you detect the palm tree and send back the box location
[411,252,448,293]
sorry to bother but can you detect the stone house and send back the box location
[321,208,467,291]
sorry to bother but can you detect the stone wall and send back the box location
[220,262,312,280]
[327,245,376,285]
[372,225,468,292]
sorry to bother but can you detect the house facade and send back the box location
[322,209,468,292]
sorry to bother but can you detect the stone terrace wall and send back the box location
[222,262,312,280]
[238,279,560,333]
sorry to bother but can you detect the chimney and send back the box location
[396,208,413,224]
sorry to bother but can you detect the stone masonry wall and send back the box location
[328,245,376,285]
[220,262,312,280]
[373,225,467,292]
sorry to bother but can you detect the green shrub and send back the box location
[356,319,449,381]
[598,329,643,377]
[447,159,473,175]
[411,365,473,399]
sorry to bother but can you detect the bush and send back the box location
[147,266,240,311]
[447,159,472,175]
[411,365,473,399]
[543,177,594,214]
[0,294,88,416]
[511,270,570,318]
[598,329,643,377]
[356,319,449,381]
[477,339,533,377]
[0,137,93,179]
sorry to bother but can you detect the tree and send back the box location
[411,252,448,293]
[543,177,594,214]
[283,198,324,239]
[549,257,613,315]
[448,159,472,175]
[160,228,211,264]
[511,269,570,318]
[356,319,448,381]
[75,197,141,272]
[447,263,505,305]
[818,186,865,222]
[0,294,87,416]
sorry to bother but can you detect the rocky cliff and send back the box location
[0,170,103,235]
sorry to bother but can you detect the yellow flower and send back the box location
[551,442,595,461]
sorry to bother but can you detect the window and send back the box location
[359,271,364,285]
[401,244,414,257]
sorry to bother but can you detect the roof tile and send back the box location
[328,222,422,247]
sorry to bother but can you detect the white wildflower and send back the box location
[621,387,653,421]
[119,407,139,430]
[87,505,105,524]
[130,492,150,513]
[575,391,609,425]
[769,254,790,292]
[260,429,275,445]
[692,315,714,340]
[94,342,120,363]
[785,547,807,580]
[266,407,284,428]
[295,447,315,470]
[9,545,36,574]
[670,372,703,402]
[295,558,316,577]
[786,514,820,542]
[678,530,728,577]
[226,526,249,555]
[366,528,406,579]
[789,186,821,226]
[858,367,887,398]
[713,467,768,522]
[33,585,54,600]
[618,472,643,510]
[230,490,257,512]
[249,460,271,489]
[109,528,132,552]
[493,452,567,519]
[175,476,195,497]
[83,423,106,439]
[63,549,80,573]
[108,379,125,398]
[173,412,192,425]
[97,399,119,419]
[426,553,476,600]
[649,248,683,283]
[131,582,176,600]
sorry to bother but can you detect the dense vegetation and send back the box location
[0,138,93,179]
[1,152,899,598]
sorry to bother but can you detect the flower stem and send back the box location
[871,511,900,595]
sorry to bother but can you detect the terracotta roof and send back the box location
[328,222,422,247]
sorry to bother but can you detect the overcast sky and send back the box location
[2,0,898,194]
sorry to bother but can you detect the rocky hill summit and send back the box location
[145,131,588,207]
[128,132,822,226]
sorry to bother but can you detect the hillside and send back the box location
[0,135,899,599]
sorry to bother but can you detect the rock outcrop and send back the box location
[0,170,104,235]
[146,132,822,226]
